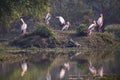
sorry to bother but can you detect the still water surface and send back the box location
[0,50,120,80]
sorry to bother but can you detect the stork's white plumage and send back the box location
[20,18,27,35]
[97,14,103,27]
[88,20,96,35]
[56,16,65,25]
[97,13,103,32]
[62,21,70,31]
[21,23,27,31]
[45,12,51,24]
[88,24,95,30]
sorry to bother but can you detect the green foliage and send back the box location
[99,75,120,80]
[32,23,55,38]
[82,15,92,25]
[0,0,50,33]
[95,32,116,44]
[76,24,87,36]
[105,24,120,40]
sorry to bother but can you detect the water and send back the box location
[0,50,120,80]
[0,61,47,80]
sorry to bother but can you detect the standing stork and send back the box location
[20,17,27,35]
[45,12,51,25]
[62,21,70,31]
[97,13,103,32]
[87,20,97,35]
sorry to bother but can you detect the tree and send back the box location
[0,0,50,34]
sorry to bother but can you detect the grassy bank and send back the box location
[0,24,120,63]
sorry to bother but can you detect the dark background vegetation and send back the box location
[0,0,120,34]
[0,0,50,33]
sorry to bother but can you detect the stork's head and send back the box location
[100,13,103,17]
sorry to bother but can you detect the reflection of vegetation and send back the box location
[0,52,25,64]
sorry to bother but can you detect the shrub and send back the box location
[32,23,55,38]
[76,24,88,36]
[95,32,116,44]
[82,15,92,25]
[105,24,120,39]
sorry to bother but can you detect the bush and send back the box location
[105,24,120,39]
[76,24,88,36]
[32,23,55,38]
[95,32,116,44]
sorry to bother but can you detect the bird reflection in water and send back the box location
[21,60,28,77]
[88,60,103,77]
[46,71,51,80]
[59,62,70,79]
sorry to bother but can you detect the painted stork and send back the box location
[56,16,65,27]
[87,20,96,35]
[20,17,27,35]
[45,12,51,25]
[62,21,70,31]
[97,13,103,32]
